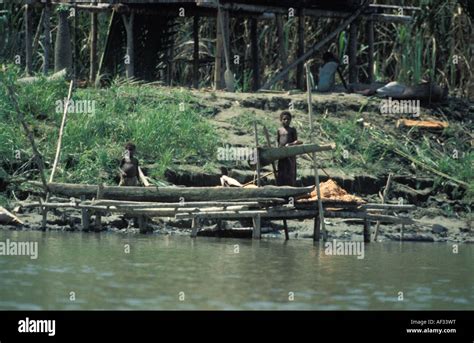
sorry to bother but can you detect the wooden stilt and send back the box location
[138,215,146,233]
[250,18,259,91]
[54,8,73,74]
[313,213,320,242]
[349,19,358,84]
[122,12,135,79]
[95,183,104,231]
[283,219,289,240]
[296,10,305,89]
[363,219,371,243]
[191,217,200,238]
[275,14,289,90]
[366,17,374,84]
[214,8,224,90]
[81,195,90,230]
[24,4,33,76]
[252,214,261,239]
[90,3,98,84]
[254,121,261,187]
[43,1,51,75]
[193,15,199,88]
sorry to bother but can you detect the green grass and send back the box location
[0,66,221,185]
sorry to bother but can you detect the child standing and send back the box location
[119,142,140,186]
[276,111,302,186]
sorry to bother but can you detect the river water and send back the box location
[0,230,472,310]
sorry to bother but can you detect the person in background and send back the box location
[276,111,303,186]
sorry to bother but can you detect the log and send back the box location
[396,119,448,129]
[30,182,313,202]
[257,143,335,167]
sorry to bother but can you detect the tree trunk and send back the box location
[43,1,51,75]
[349,19,359,84]
[276,14,288,90]
[24,4,33,76]
[122,13,135,79]
[90,10,98,83]
[250,18,259,91]
[296,10,305,89]
[54,9,72,74]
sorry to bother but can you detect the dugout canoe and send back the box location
[258,143,335,166]
[29,182,313,202]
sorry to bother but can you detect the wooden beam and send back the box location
[261,0,369,90]
[193,15,199,88]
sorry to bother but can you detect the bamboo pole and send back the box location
[254,121,261,187]
[49,80,74,183]
[305,63,326,241]
[214,7,224,90]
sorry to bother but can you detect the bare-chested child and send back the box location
[119,142,140,186]
[276,111,302,186]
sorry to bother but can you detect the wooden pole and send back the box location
[32,8,45,56]
[95,183,104,231]
[122,12,135,79]
[49,80,73,183]
[275,14,288,90]
[43,1,51,75]
[349,18,358,84]
[24,4,33,76]
[296,9,305,89]
[262,126,277,178]
[90,3,98,84]
[366,17,374,84]
[193,15,199,88]
[250,17,259,91]
[305,63,326,241]
[261,0,368,90]
[214,8,224,90]
[252,214,261,239]
[80,195,90,230]
[254,121,261,187]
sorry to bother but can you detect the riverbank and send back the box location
[0,72,472,238]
